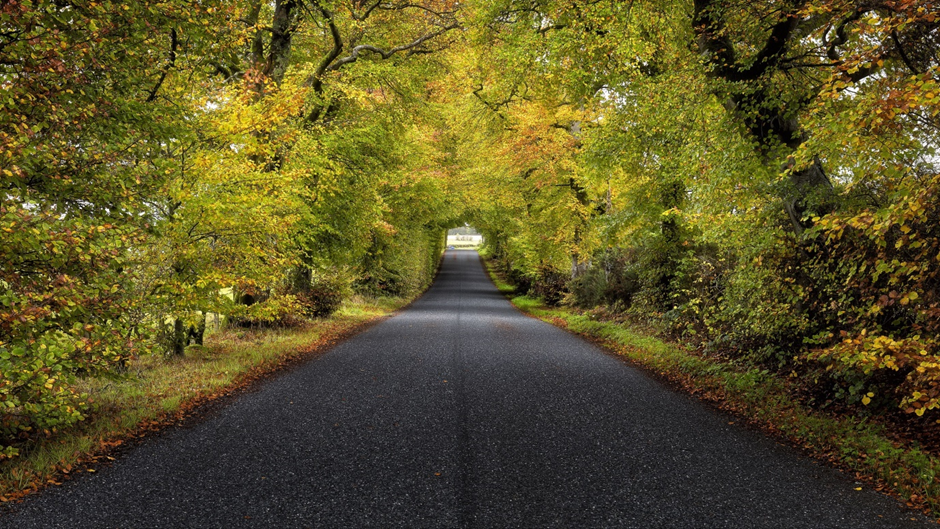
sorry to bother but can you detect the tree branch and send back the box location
[352,0,384,22]
[740,11,801,79]
[304,1,460,124]
[307,0,344,93]
[694,0,803,82]
[891,29,921,75]
[693,0,738,75]
[146,28,177,103]
[471,82,521,119]
[325,22,460,73]
[825,7,865,61]
[537,24,567,34]
[304,1,345,123]
[245,0,265,67]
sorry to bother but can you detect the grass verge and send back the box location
[483,258,940,520]
[0,295,408,503]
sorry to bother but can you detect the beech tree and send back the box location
[0,0,227,454]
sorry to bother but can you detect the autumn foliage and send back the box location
[2,0,940,461]
[1,0,462,457]
[458,0,940,428]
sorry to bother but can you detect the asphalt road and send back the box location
[1,250,934,528]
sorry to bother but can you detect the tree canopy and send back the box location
[2,0,939,456]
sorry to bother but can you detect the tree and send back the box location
[0,0,226,454]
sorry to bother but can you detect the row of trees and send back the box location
[457,1,940,418]
[3,0,939,457]
[1,0,466,457]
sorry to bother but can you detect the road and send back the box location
[1,250,932,528]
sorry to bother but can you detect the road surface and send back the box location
[1,250,932,528]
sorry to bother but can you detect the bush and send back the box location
[355,227,445,297]
[505,266,533,295]
[568,266,606,308]
[568,248,642,309]
[0,208,139,458]
[601,248,643,308]
[532,266,568,306]
[297,277,346,318]
[0,332,91,459]
[801,175,940,415]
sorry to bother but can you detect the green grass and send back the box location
[0,294,410,502]
[483,260,940,519]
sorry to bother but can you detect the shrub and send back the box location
[568,248,642,309]
[297,277,346,318]
[568,266,606,308]
[601,249,643,309]
[0,208,140,458]
[802,175,940,415]
[505,266,533,295]
[532,266,568,306]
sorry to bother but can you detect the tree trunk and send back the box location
[266,0,297,86]
[172,317,186,356]
[656,175,685,304]
[692,1,834,234]
[784,157,833,235]
[189,313,207,346]
[289,266,313,293]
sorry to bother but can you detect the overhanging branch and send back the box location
[326,22,460,73]
[304,2,460,124]
[146,28,178,103]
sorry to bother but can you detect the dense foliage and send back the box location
[458,0,940,422]
[1,0,462,457]
[2,0,938,457]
